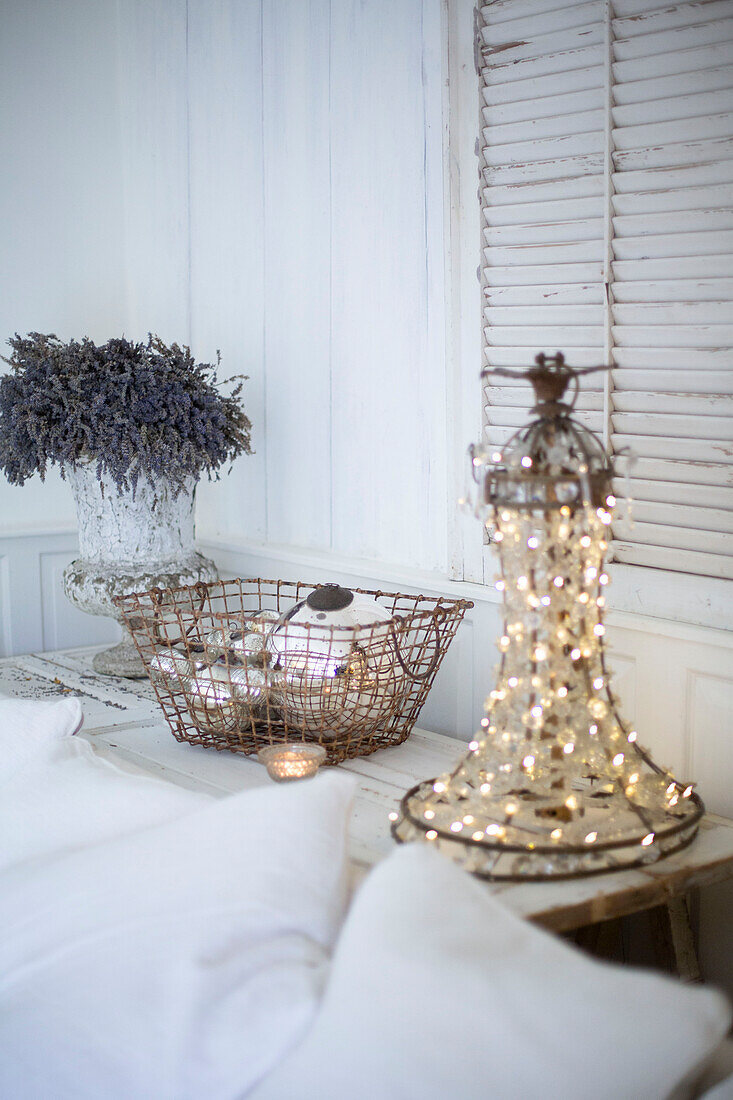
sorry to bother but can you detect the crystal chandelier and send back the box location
[392,353,703,880]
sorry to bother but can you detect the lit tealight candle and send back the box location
[257,743,327,782]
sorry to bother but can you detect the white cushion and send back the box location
[254,844,732,1100]
[0,698,209,871]
[0,697,84,783]
[0,699,356,1099]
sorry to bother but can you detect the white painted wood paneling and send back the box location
[0,534,120,657]
[328,0,448,571]
[0,0,127,535]
[186,0,267,543]
[39,550,121,652]
[115,0,190,344]
[0,556,10,659]
[261,0,331,549]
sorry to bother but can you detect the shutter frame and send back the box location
[479,0,733,582]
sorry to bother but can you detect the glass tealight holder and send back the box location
[257,742,327,782]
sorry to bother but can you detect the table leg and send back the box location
[667,896,702,984]
[649,897,702,983]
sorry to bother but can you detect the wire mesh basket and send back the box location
[115,577,472,764]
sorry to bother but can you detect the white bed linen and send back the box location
[0,699,356,1099]
[253,844,732,1100]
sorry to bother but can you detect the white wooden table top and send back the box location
[4,645,733,933]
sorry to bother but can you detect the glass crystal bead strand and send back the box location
[392,354,703,880]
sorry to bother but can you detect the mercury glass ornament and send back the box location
[184,662,273,733]
[203,623,267,664]
[147,648,204,692]
[247,608,281,635]
[393,353,703,880]
[269,584,401,738]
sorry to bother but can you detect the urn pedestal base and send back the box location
[92,638,151,679]
[63,552,218,679]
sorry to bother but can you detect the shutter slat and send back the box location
[613,111,733,150]
[481,0,590,26]
[612,390,733,415]
[484,218,602,246]
[614,454,733,487]
[612,157,733,194]
[612,369,733,393]
[623,500,733,534]
[482,0,602,43]
[612,518,731,556]
[484,43,604,83]
[482,23,604,64]
[611,433,733,463]
[612,209,733,237]
[483,130,604,166]
[483,175,605,207]
[613,255,733,280]
[613,184,733,215]
[486,195,605,227]
[612,324,733,348]
[613,20,731,62]
[613,232,733,260]
[482,65,602,108]
[613,89,733,128]
[615,476,733,510]
[484,262,604,287]
[613,137,733,172]
[613,1,733,39]
[612,543,733,580]
[485,282,604,305]
[483,108,605,146]
[612,63,733,107]
[613,346,733,369]
[485,152,604,186]
[485,86,605,127]
[612,278,733,303]
[613,41,733,83]
[485,346,605,368]
[487,406,604,432]
[612,412,733,441]
[489,385,604,409]
[484,305,604,326]
[485,325,602,346]
[614,302,733,325]
[484,241,603,266]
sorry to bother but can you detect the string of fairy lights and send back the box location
[391,356,703,880]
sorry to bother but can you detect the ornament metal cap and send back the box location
[393,353,703,881]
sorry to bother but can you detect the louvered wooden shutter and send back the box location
[479,0,733,581]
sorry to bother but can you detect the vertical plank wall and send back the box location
[115,0,450,572]
[0,0,128,533]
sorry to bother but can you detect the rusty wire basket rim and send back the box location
[115,576,473,765]
[114,577,474,615]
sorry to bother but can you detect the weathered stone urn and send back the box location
[63,462,218,678]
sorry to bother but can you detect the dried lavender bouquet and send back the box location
[0,332,252,495]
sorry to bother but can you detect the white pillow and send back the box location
[0,747,356,1099]
[253,844,732,1100]
[0,697,84,783]
[0,697,208,871]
